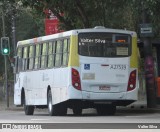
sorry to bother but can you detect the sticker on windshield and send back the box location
[84,64,90,70]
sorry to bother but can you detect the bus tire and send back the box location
[107,105,116,115]
[23,93,34,115]
[73,107,82,116]
[96,104,116,116]
[47,90,67,116]
[96,105,107,115]
[55,103,67,116]
[47,90,54,116]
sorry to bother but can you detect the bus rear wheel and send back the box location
[47,90,54,116]
[73,107,82,116]
[47,90,67,116]
[96,104,116,116]
[23,93,34,115]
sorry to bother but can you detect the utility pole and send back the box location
[11,12,17,90]
[140,9,156,108]
[0,2,9,108]
[12,14,16,56]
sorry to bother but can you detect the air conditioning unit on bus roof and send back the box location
[94,26,106,29]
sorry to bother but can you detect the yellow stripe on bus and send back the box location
[130,37,138,68]
[68,35,79,67]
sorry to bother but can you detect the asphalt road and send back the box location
[0,108,160,122]
[0,108,160,131]
[1,97,160,130]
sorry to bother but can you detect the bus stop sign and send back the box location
[140,23,153,37]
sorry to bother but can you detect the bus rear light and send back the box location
[72,68,81,90]
[127,70,136,91]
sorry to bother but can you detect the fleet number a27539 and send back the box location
[110,65,126,70]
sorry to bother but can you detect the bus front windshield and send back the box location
[78,32,131,57]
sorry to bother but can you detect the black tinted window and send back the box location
[78,33,131,57]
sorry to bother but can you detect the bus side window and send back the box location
[34,44,40,69]
[41,43,47,69]
[55,40,62,67]
[17,47,22,58]
[26,46,30,70]
[22,47,28,71]
[47,42,53,68]
[53,41,56,67]
[62,39,70,66]
[29,45,34,70]
[16,47,22,73]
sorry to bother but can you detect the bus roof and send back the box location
[17,27,137,46]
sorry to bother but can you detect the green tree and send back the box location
[0,0,44,79]
[16,9,44,41]
[18,0,160,38]
[1,0,160,79]
[20,0,130,30]
[129,0,160,37]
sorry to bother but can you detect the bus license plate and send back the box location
[99,86,110,91]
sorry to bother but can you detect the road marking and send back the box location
[125,116,147,118]
[31,119,50,121]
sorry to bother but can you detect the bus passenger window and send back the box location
[52,41,56,67]
[22,47,28,71]
[34,44,40,69]
[29,45,34,70]
[62,39,70,66]
[47,42,53,68]
[55,41,62,67]
[41,43,47,68]
[17,47,22,58]
[16,47,23,72]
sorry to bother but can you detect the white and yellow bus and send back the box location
[14,27,139,116]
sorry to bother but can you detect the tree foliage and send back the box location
[129,0,160,37]
[1,0,160,79]
[20,0,131,30]
[18,0,160,38]
[0,0,44,79]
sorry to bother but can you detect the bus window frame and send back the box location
[16,37,70,72]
